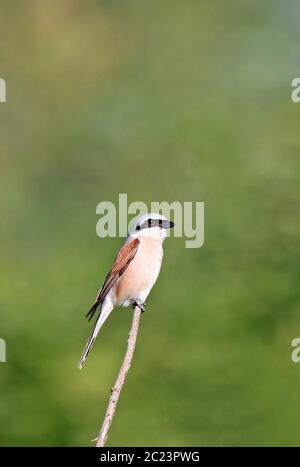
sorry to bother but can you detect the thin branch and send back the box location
[96,305,142,447]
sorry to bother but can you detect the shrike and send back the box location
[79,213,174,369]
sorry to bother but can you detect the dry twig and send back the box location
[96,305,142,447]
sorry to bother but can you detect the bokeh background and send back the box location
[0,0,300,446]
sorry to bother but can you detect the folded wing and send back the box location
[86,238,140,321]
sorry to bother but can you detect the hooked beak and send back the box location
[162,220,175,229]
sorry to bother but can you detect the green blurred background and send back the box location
[0,0,300,446]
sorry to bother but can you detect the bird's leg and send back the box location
[131,302,146,313]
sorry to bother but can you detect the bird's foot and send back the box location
[131,302,146,313]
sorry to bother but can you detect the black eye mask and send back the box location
[137,219,175,230]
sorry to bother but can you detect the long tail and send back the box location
[79,301,114,369]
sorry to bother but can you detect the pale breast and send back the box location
[115,237,163,306]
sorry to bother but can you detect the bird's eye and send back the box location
[136,225,140,231]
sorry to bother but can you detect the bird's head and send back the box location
[128,213,175,243]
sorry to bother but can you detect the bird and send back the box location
[79,213,175,369]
